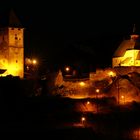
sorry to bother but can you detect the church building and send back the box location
[112,25,140,74]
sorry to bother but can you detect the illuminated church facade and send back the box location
[112,28,140,74]
[0,10,24,78]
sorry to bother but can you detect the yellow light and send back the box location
[7,64,20,76]
[79,82,85,87]
[87,101,90,105]
[121,95,124,99]
[108,71,116,77]
[32,59,37,65]
[96,89,100,93]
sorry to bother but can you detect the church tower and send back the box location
[0,9,24,78]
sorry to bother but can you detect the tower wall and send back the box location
[0,27,24,78]
[0,28,9,72]
[8,27,24,78]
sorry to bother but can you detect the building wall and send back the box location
[0,27,24,78]
[112,50,140,67]
[0,28,9,72]
[114,66,140,75]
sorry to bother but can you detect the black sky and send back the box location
[1,1,140,70]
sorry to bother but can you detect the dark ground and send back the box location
[1,77,140,140]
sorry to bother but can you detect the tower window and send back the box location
[16,60,18,63]
[15,34,17,40]
[18,28,20,30]
[11,28,14,30]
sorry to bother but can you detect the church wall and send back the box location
[113,50,140,67]
[112,57,122,67]
[135,60,140,66]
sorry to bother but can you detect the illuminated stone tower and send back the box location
[0,10,24,78]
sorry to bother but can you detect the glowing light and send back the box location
[8,64,20,76]
[68,96,87,99]
[0,63,22,77]
[81,117,86,122]
[79,82,85,87]
[96,89,100,93]
[65,66,70,72]
[87,101,90,105]
[121,95,124,99]
[120,95,125,104]
[81,116,86,127]
[108,71,116,77]
[32,59,37,65]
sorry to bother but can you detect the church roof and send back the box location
[113,34,140,57]
[0,9,22,28]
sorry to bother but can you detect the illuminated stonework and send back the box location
[112,33,140,67]
[0,10,24,78]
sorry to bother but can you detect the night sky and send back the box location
[0,1,140,70]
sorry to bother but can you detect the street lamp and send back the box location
[86,101,90,105]
[79,81,85,87]
[65,66,70,72]
[121,95,125,104]
[95,88,100,113]
[32,59,37,65]
[95,88,100,98]
[25,58,38,79]
[108,71,116,77]
[81,116,86,127]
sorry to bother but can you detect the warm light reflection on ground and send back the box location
[67,95,95,99]
[66,94,104,99]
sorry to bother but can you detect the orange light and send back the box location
[87,101,90,105]
[121,95,124,99]
[32,59,37,65]
[81,117,86,121]
[96,89,100,93]
[108,71,116,77]
[79,82,85,87]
